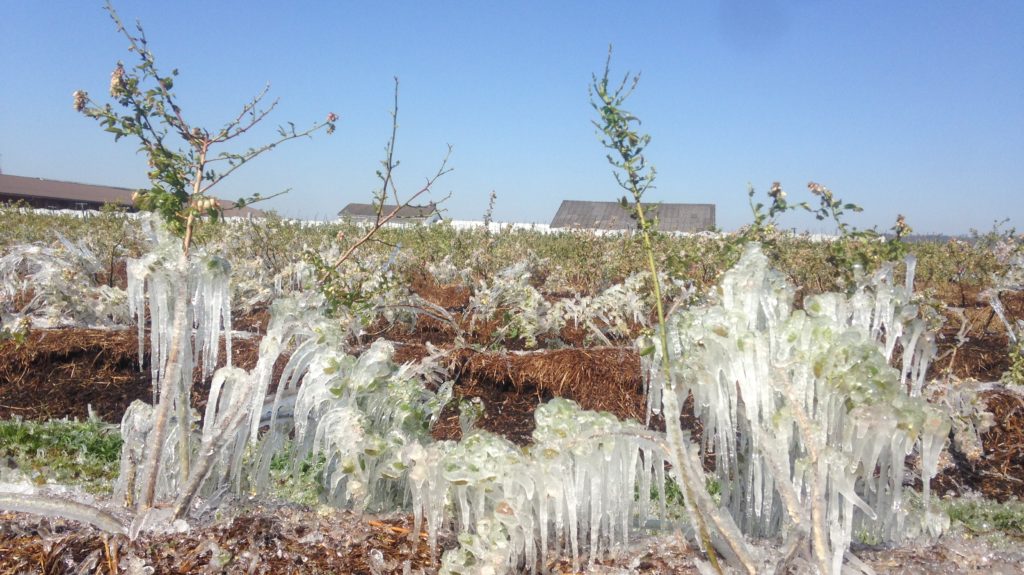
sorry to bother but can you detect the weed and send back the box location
[944,498,1024,537]
[0,418,122,494]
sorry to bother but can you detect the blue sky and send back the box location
[1,1,1021,233]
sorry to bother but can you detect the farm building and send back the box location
[339,202,441,225]
[0,174,134,211]
[549,200,715,232]
[0,173,265,217]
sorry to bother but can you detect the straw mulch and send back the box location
[977,389,1024,501]
[0,327,267,423]
[929,290,1024,380]
[458,347,644,419]
[0,505,443,575]
[0,328,146,421]
[427,346,646,446]
[408,270,471,311]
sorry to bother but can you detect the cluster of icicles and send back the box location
[170,297,669,573]
[0,224,953,574]
[646,243,951,574]
[113,222,670,573]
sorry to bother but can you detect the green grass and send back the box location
[0,418,122,494]
[944,498,1024,537]
[0,418,331,508]
[262,441,326,507]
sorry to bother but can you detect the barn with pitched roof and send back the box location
[0,174,265,217]
[339,202,440,225]
[549,200,714,232]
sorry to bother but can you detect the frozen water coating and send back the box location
[467,258,678,348]
[0,237,129,328]
[192,255,232,379]
[126,221,232,386]
[406,398,668,573]
[8,214,964,573]
[645,243,951,572]
[118,234,953,571]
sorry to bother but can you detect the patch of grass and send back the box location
[0,418,122,494]
[264,441,325,507]
[944,498,1024,537]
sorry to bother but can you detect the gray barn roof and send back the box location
[0,173,134,206]
[339,202,439,223]
[550,200,715,232]
[0,174,265,217]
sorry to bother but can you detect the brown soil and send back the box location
[2,280,1024,573]
[0,506,443,575]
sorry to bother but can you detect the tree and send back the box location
[73,2,335,252]
[72,2,335,514]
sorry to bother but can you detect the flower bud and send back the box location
[72,90,88,112]
[109,63,126,97]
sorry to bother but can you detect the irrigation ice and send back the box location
[646,243,951,573]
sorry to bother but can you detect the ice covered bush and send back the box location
[428,256,475,286]
[118,264,455,521]
[0,237,130,328]
[2,0,335,537]
[287,338,453,510]
[470,262,673,347]
[407,398,668,573]
[646,243,951,573]
[528,398,667,567]
[468,260,552,348]
[551,271,667,343]
[113,218,236,509]
[981,238,1024,384]
[176,285,453,508]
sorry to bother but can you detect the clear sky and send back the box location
[1,1,1022,233]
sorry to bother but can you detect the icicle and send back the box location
[191,255,232,379]
[904,254,917,293]
[985,289,1018,344]
[112,400,155,508]
[126,257,151,371]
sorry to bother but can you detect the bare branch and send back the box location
[322,79,451,275]
[199,121,329,194]
[329,183,452,272]
[210,87,278,143]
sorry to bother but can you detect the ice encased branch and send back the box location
[645,243,951,573]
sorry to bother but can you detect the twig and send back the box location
[325,78,451,274]
[103,534,118,574]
